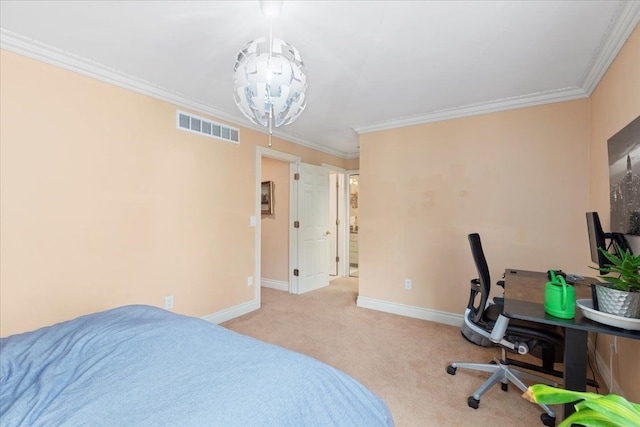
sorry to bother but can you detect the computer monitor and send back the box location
[586,211,633,270]
[586,212,607,269]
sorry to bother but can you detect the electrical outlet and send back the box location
[248,276,254,286]
[404,279,412,290]
[164,295,174,310]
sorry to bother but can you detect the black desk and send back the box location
[503,269,640,419]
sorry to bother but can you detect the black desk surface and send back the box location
[503,269,640,339]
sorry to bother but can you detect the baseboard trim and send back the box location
[261,278,289,292]
[357,296,463,327]
[201,299,259,325]
[587,337,622,395]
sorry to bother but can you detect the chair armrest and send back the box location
[490,315,510,342]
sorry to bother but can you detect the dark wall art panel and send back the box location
[608,115,640,235]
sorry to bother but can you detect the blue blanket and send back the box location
[0,305,393,426]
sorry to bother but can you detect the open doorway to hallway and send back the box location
[327,167,358,279]
[348,174,359,278]
[258,148,335,297]
[327,169,359,279]
[260,156,291,292]
[257,149,356,301]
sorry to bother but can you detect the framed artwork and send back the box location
[608,115,640,235]
[350,192,358,209]
[261,181,274,215]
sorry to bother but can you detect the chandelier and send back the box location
[232,1,308,147]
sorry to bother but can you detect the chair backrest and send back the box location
[467,233,492,324]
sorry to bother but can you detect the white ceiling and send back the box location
[1,1,639,158]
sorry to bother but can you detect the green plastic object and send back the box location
[544,270,576,319]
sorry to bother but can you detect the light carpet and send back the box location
[222,277,567,427]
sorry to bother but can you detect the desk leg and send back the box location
[562,328,588,419]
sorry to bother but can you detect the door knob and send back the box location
[325,230,331,236]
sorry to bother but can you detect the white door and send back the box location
[295,163,330,294]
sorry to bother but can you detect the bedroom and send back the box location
[1,1,640,425]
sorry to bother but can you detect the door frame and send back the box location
[321,165,358,278]
[255,147,300,305]
[346,170,359,275]
[323,163,349,278]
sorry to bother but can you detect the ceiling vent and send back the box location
[176,110,239,144]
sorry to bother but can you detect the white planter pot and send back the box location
[595,284,640,319]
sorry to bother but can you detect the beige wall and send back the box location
[0,49,351,336]
[2,22,638,399]
[359,99,590,312]
[588,25,640,401]
[261,157,290,282]
[345,157,360,171]
[359,23,640,401]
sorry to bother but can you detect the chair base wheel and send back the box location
[540,413,555,427]
[501,383,508,392]
[447,365,456,375]
[467,396,479,409]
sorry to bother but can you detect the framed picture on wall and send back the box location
[261,181,274,215]
[608,115,640,235]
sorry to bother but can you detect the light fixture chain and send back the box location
[268,16,273,147]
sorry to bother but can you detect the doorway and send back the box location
[255,147,335,303]
[260,156,291,292]
[255,147,300,306]
[325,167,359,279]
[348,174,359,277]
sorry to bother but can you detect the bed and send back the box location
[0,305,394,426]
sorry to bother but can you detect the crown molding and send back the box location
[0,29,242,127]
[354,1,640,136]
[0,28,352,160]
[343,152,360,160]
[353,86,588,134]
[267,126,351,159]
[3,0,638,158]
[580,0,640,95]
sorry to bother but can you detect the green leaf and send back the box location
[527,386,640,427]
[593,245,640,292]
[558,409,624,427]
[526,384,599,404]
[576,395,640,426]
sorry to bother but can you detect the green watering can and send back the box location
[544,270,575,319]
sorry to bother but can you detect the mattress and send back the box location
[0,305,394,426]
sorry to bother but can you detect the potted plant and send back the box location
[523,384,640,427]
[590,244,640,319]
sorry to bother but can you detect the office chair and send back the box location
[447,233,564,427]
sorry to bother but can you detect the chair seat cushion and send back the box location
[481,303,564,362]
[460,321,496,348]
